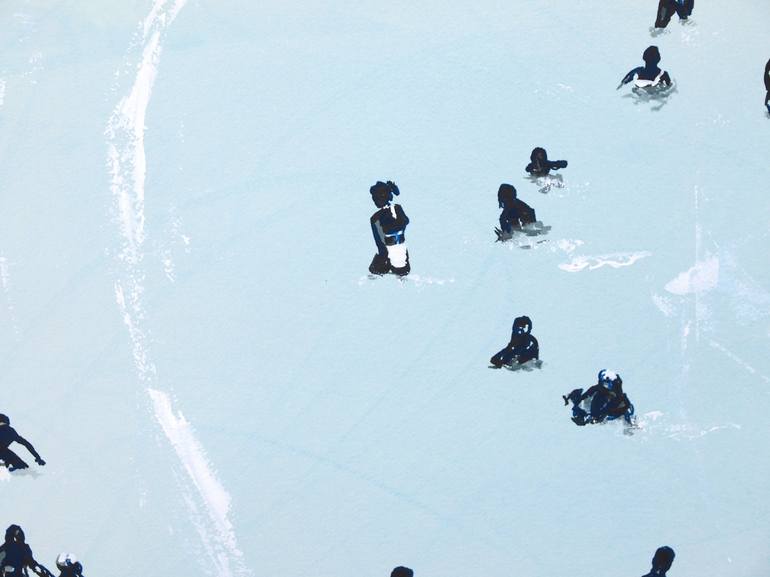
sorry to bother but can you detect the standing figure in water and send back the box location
[0,525,54,577]
[764,58,770,114]
[654,0,693,29]
[494,184,537,241]
[619,46,672,89]
[489,315,539,368]
[391,568,413,577]
[525,147,567,177]
[641,546,675,577]
[0,414,46,471]
[369,180,410,276]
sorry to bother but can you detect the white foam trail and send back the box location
[404,274,455,287]
[107,2,247,575]
[665,422,741,440]
[107,27,163,260]
[651,292,676,317]
[665,256,719,295]
[0,257,11,292]
[558,251,651,272]
[114,282,156,380]
[634,412,741,440]
[357,274,456,287]
[681,320,691,349]
[551,238,584,255]
[162,255,175,281]
[0,255,21,337]
[148,389,244,574]
[160,210,190,282]
[0,79,6,107]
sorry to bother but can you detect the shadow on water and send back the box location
[504,359,544,372]
[496,222,551,250]
[650,16,695,37]
[648,26,670,38]
[525,173,564,194]
[623,82,678,112]
[0,467,43,479]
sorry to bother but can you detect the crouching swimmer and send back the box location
[563,370,635,426]
[0,414,46,472]
[525,147,567,177]
[494,184,537,241]
[490,315,540,369]
[369,181,410,276]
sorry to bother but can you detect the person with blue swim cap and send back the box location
[55,553,84,577]
[563,370,635,426]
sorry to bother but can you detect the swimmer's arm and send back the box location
[29,560,55,577]
[15,435,45,465]
[618,67,642,88]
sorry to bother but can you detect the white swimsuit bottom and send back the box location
[387,244,408,268]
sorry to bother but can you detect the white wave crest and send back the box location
[558,251,652,272]
[665,256,719,295]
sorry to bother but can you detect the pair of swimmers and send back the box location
[367,147,569,276]
[388,546,674,576]
[0,525,84,577]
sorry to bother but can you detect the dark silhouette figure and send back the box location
[764,59,770,113]
[642,546,676,577]
[655,0,693,28]
[55,553,84,577]
[490,315,539,368]
[0,525,54,577]
[563,370,634,426]
[525,147,568,177]
[494,184,536,241]
[391,568,413,577]
[619,46,672,89]
[0,414,46,471]
[369,181,410,276]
